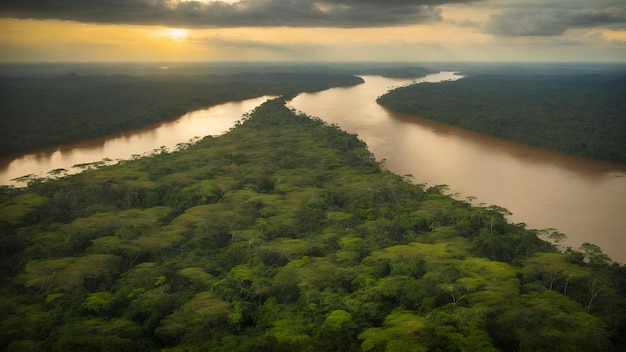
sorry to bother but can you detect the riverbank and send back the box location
[289,72,626,264]
[1,98,624,351]
[0,72,363,156]
[3,70,624,264]
[0,96,275,187]
[376,73,626,164]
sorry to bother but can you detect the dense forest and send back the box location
[377,74,626,163]
[355,67,438,79]
[0,63,443,157]
[1,99,624,351]
[0,62,441,78]
[0,72,362,156]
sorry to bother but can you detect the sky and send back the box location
[0,0,625,62]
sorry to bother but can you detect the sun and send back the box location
[149,28,189,41]
[165,29,188,40]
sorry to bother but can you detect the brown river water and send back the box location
[1,72,625,262]
[0,96,273,184]
[289,73,626,263]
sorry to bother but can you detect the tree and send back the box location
[579,242,611,266]
[82,291,114,315]
[358,310,428,352]
[440,283,472,305]
[154,276,167,294]
[492,291,611,351]
[585,277,609,313]
[538,228,567,250]
[316,310,360,351]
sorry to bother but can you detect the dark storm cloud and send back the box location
[0,0,476,28]
[487,7,626,36]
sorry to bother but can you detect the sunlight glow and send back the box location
[149,28,189,41]
[164,29,189,40]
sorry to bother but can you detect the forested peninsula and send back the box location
[1,99,625,351]
[0,72,362,156]
[377,74,626,163]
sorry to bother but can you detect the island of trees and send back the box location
[377,73,626,163]
[1,99,624,351]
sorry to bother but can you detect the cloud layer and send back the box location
[486,5,626,37]
[1,0,624,37]
[0,0,479,28]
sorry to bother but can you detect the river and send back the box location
[0,96,274,184]
[1,72,625,262]
[289,72,626,263]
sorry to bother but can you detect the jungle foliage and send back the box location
[1,99,625,351]
[0,72,362,155]
[377,74,626,163]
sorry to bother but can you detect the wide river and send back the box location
[1,72,625,262]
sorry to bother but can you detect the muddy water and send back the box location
[289,73,626,263]
[1,72,624,262]
[0,96,273,184]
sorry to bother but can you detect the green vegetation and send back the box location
[377,74,626,163]
[0,72,362,155]
[1,99,624,351]
[0,62,440,156]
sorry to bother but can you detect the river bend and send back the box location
[2,72,624,262]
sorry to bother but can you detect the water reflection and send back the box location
[0,96,274,185]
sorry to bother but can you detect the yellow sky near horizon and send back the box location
[0,15,492,60]
[1,5,625,63]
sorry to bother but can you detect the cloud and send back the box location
[0,0,478,28]
[487,6,626,37]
